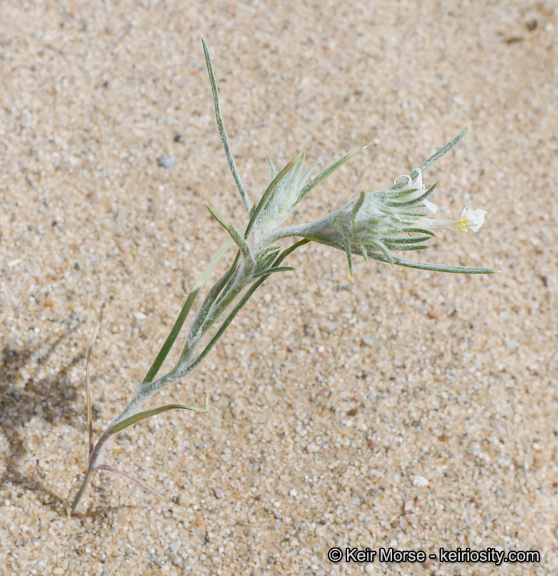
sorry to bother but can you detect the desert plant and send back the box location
[70,38,496,515]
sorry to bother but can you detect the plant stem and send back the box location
[71,239,309,515]
[70,429,112,516]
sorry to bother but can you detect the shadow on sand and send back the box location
[0,328,86,514]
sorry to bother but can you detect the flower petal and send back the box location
[423,198,438,214]
[461,207,487,233]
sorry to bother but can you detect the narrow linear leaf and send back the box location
[142,237,234,384]
[416,126,469,176]
[369,239,394,265]
[402,228,437,237]
[187,240,310,374]
[366,251,498,274]
[266,157,275,180]
[385,187,419,198]
[344,241,354,277]
[201,36,251,212]
[394,126,469,188]
[384,244,429,252]
[386,183,438,208]
[177,251,243,364]
[360,245,368,262]
[383,236,432,245]
[252,266,295,278]
[110,394,209,434]
[258,250,282,271]
[300,162,318,186]
[351,191,366,224]
[273,239,311,265]
[378,206,428,218]
[396,211,429,218]
[299,145,367,202]
[207,205,253,261]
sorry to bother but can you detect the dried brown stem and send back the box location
[86,303,105,458]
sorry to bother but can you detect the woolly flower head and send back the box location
[250,148,365,249]
[269,127,494,276]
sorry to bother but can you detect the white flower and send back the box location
[460,207,487,233]
[422,198,438,215]
[394,170,438,214]
[428,207,487,233]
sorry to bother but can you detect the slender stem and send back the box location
[179,240,310,387]
[70,429,112,516]
[112,240,310,427]
[71,240,310,516]
[97,465,163,500]
[70,466,95,516]
[179,256,240,362]
[86,303,105,457]
[265,216,335,244]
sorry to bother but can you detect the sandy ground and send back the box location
[1,0,557,574]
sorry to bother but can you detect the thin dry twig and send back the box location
[86,303,105,459]
[97,465,163,500]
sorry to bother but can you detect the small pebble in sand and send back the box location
[412,475,429,487]
[159,155,177,169]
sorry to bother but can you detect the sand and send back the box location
[1,0,557,574]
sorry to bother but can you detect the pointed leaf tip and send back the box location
[110,395,210,434]
[298,145,367,203]
[207,205,252,262]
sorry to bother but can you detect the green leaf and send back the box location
[298,145,367,203]
[252,266,295,278]
[266,157,276,180]
[110,394,209,434]
[385,187,419,198]
[207,205,253,262]
[386,183,438,208]
[368,239,394,265]
[142,237,234,384]
[416,126,469,175]
[383,236,432,245]
[244,152,303,238]
[359,245,368,262]
[366,251,498,274]
[383,244,429,252]
[351,191,366,225]
[401,228,437,237]
[394,126,469,188]
[300,162,318,186]
[185,240,309,374]
[202,36,251,212]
